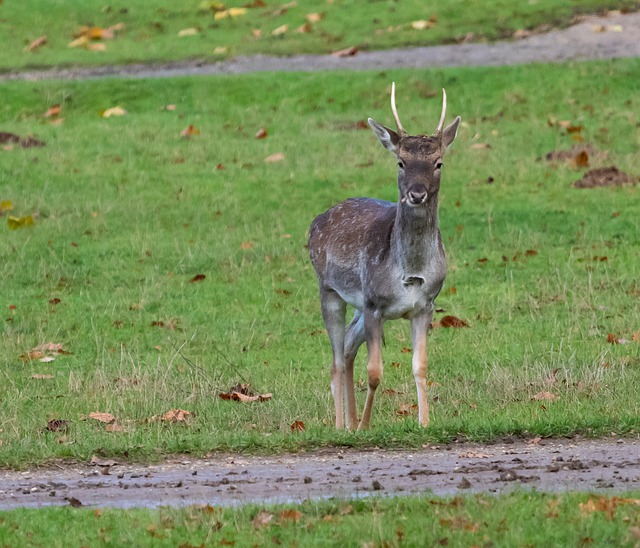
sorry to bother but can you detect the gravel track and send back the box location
[1,11,639,82]
[1,438,638,510]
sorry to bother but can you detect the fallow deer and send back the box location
[308,83,461,430]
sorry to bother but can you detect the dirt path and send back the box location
[1,11,639,82]
[1,438,638,510]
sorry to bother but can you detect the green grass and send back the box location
[1,58,639,467]
[1,0,637,71]
[1,492,639,546]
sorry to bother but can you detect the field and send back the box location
[1,0,637,70]
[1,58,639,468]
[1,492,640,546]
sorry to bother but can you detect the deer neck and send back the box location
[391,193,441,278]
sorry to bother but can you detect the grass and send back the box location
[1,58,639,468]
[1,0,638,71]
[1,491,639,546]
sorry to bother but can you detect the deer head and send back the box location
[368,83,461,206]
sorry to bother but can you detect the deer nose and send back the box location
[408,188,427,205]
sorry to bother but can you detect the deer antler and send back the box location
[436,88,447,134]
[390,82,406,135]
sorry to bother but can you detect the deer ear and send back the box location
[368,118,399,153]
[441,116,461,150]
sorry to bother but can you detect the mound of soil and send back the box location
[573,166,638,188]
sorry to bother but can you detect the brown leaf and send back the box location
[241,241,254,250]
[190,274,206,283]
[570,150,590,168]
[46,419,69,432]
[271,24,288,36]
[161,409,194,422]
[306,13,323,23]
[65,496,83,508]
[438,315,469,328]
[296,23,312,33]
[331,46,358,57]
[252,510,274,529]
[255,127,268,139]
[279,509,303,522]
[90,456,117,466]
[290,420,305,432]
[105,422,126,432]
[531,391,558,401]
[180,124,200,137]
[607,333,620,344]
[25,35,47,52]
[265,152,285,163]
[89,411,116,424]
[31,374,54,380]
[44,104,61,118]
[101,106,127,118]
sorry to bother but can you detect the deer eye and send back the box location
[398,161,404,169]
[435,161,443,170]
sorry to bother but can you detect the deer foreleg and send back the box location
[358,309,384,430]
[411,310,433,427]
[344,310,365,430]
[320,289,347,429]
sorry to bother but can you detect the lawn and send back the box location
[1,492,639,546]
[1,58,639,468]
[1,0,637,70]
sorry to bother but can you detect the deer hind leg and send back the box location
[320,288,347,429]
[358,308,384,431]
[411,309,434,427]
[344,309,365,430]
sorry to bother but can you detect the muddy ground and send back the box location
[1,11,639,81]
[1,438,638,510]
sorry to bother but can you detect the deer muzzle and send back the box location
[406,186,428,205]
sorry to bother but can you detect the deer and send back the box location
[308,83,461,430]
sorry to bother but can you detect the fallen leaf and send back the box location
[570,150,590,168]
[251,29,262,38]
[151,319,179,330]
[44,105,62,118]
[331,46,358,57]
[219,383,272,403]
[165,104,177,111]
[255,127,268,139]
[86,43,107,52]
[531,391,558,401]
[265,152,285,163]
[161,409,194,422]
[271,24,289,36]
[279,509,303,522]
[39,356,56,363]
[252,510,274,529]
[31,374,54,379]
[190,274,206,283]
[411,16,437,30]
[0,200,14,213]
[438,315,469,328]
[7,215,34,230]
[213,46,229,54]
[458,451,491,459]
[90,456,117,467]
[46,419,69,432]
[178,27,199,37]
[290,420,305,432]
[105,422,126,432]
[241,241,254,250]
[25,35,47,52]
[89,411,116,424]
[607,333,620,344]
[65,496,83,508]
[306,13,323,23]
[180,125,201,137]
[296,22,312,33]
[215,7,248,20]
[471,143,491,149]
[101,106,127,118]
